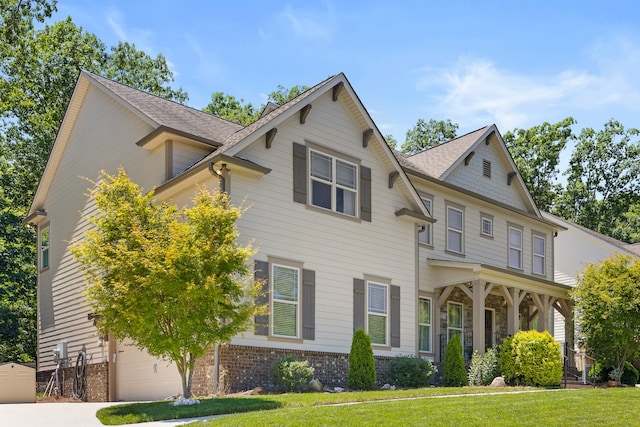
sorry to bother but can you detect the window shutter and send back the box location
[390,285,401,347]
[293,143,307,204]
[360,166,372,222]
[302,269,316,340]
[254,261,269,336]
[353,278,365,331]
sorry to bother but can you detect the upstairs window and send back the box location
[446,205,464,254]
[40,225,50,270]
[418,197,433,245]
[310,150,358,217]
[481,214,493,238]
[508,226,523,269]
[533,234,546,275]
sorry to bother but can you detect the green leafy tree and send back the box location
[347,329,376,390]
[572,254,640,376]
[70,169,261,399]
[266,84,309,106]
[442,334,466,386]
[401,118,458,154]
[384,134,398,150]
[556,120,640,239]
[503,117,575,211]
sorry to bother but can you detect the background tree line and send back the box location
[1,0,639,363]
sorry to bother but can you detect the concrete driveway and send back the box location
[0,401,219,427]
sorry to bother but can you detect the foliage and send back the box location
[503,117,575,211]
[388,355,437,387]
[572,254,640,376]
[468,347,500,386]
[621,362,639,386]
[384,134,398,150]
[589,360,638,385]
[347,329,376,390]
[401,118,458,154]
[442,334,466,387]
[70,169,260,398]
[500,331,562,387]
[556,120,640,240]
[270,355,315,392]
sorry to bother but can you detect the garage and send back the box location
[0,362,36,403]
[115,340,182,401]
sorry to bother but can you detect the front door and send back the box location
[484,309,494,350]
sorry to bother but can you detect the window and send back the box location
[40,225,50,270]
[418,298,432,352]
[481,215,493,237]
[418,197,433,245]
[368,282,388,346]
[446,205,464,254]
[508,226,523,269]
[272,264,299,337]
[533,234,546,275]
[447,302,463,345]
[310,149,358,216]
[483,159,491,178]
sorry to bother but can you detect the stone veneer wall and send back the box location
[36,362,109,402]
[193,344,395,394]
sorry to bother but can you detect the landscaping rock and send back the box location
[490,376,506,387]
[309,379,323,392]
[334,387,344,392]
[381,383,391,390]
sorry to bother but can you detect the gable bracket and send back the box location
[300,104,312,124]
[265,128,277,149]
[362,128,373,148]
[388,171,400,188]
[485,130,495,145]
[332,82,344,101]
[464,151,475,166]
[507,171,517,185]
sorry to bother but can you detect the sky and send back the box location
[54,0,640,147]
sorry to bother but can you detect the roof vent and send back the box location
[483,159,491,178]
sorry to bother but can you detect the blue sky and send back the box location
[55,1,640,145]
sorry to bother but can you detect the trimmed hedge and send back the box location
[443,334,467,387]
[270,355,315,392]
[348,329,376,390]
[499,330,562,387]
[388,356,437,387]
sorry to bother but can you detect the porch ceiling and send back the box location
[427,258,571,299]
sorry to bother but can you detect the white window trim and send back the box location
[367,281,389,346]
[480,214,493,238]
[418,196,433,246]
[418,297,432,353]
[309,148,359,217]
[532,233,546,275]
[447,301,464,348]
[508,225,523,270]
[40,224,50,271]
[446,204,464,254]
[271,263,300,339]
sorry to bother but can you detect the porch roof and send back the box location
[427,258,571,299]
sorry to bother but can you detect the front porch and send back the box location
[427,260,573,362]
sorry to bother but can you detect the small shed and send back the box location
[0,362,36,403]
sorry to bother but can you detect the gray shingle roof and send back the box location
[398,126,490,178]
[86,71,243,146]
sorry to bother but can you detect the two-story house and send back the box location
[25,71,572,401]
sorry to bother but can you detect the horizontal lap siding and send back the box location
[38,86,161,371]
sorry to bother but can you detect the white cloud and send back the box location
[261,3,334,42]
[105,8,156,55]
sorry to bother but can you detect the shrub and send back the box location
[468,346,500,386]
[588,361,608,383]
[443,334,467,387]
[388,356,437,387]
[591,360,639,385]
[270,355,315,392]
[621,361,639,386]
[499,336,518,385]
[505,330,562,387]
[348,329,376,390]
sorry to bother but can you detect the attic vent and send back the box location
[483,159,491,178]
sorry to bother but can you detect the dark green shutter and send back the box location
[302,269,315,340]
[293,143,307,204]
[353,278,365,331]
[254,261,269,336]
[360,166,372,222]
[390,285,400,347]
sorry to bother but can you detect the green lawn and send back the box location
[97,387,640,426]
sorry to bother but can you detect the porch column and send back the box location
[433,288,442,362]
[472,280,489,354]
[507,288,526,336]
[530,293,552,332]
[554,299,575,349]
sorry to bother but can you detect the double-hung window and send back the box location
[508,226,523,269]
[418,197,433,245]
[40,225,50,270]
[272,264,300,338]
[446,205,464,254]
[447,302,463,344]
[367,282,388,346]
[418,298,432,352]
[310,149,358,217]
[533,234,546,275]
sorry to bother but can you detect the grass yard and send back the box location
[97,387,640,426]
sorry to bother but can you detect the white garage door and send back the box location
[116,340,182,401]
